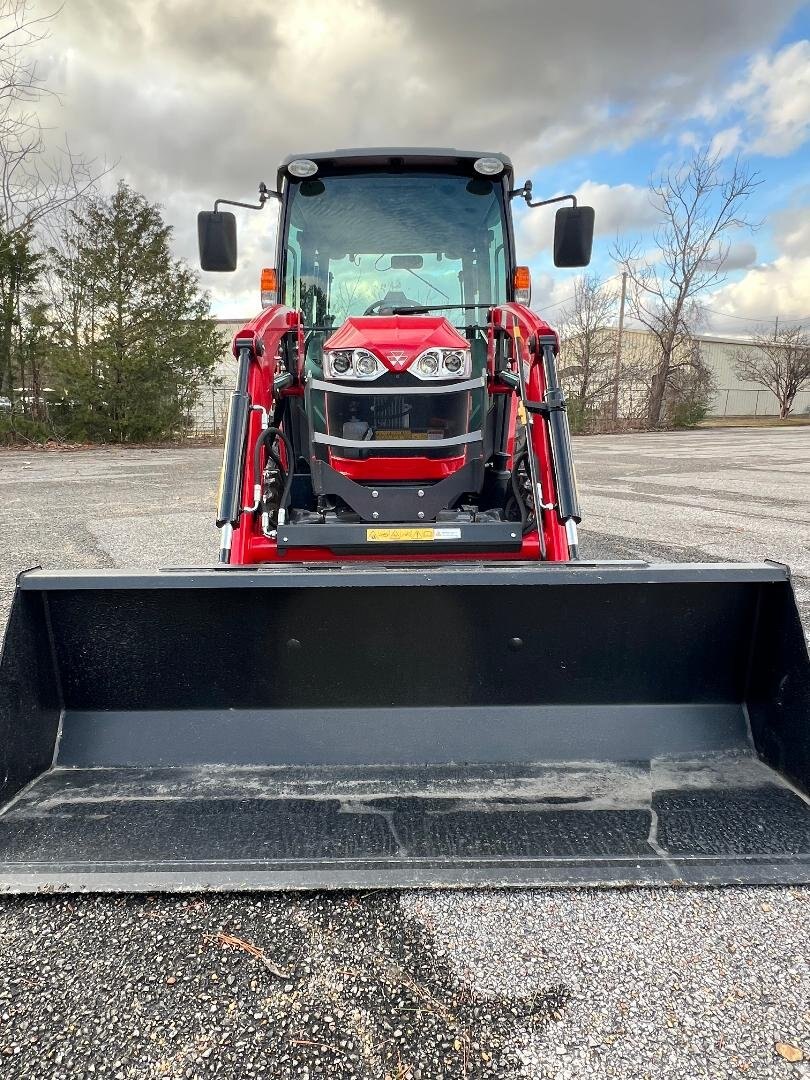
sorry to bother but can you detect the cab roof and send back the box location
[276,148,513,188]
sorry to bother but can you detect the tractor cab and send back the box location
[198,149,594,560]
[278,155,512,542]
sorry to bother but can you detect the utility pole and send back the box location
[611,271,627,422]
[774,315,779,340]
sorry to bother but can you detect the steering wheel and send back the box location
[363,296,423,316]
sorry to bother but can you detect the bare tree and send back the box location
[42,197,95,348]
[0,0,48,111]
[613,148,760,426]
[557,275,618,427]
[0,2,101,236]
[734,325,810,419]
[0,2,104,400]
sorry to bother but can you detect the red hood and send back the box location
[324,316,468,373]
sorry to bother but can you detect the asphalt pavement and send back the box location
[0,427,808,1079]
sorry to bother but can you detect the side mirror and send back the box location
[554,206,595,268]
[198,210,237,272]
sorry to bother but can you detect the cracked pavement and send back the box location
[0,427,808,1078]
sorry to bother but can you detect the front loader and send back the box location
[1,148,808,892]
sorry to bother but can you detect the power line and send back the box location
[700,305,810,324]
[540,294,576,310]
[538,273,621,312]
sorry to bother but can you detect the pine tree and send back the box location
[50,181,222,441]
[0,225,42,405]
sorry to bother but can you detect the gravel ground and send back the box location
[0,427,809,1079]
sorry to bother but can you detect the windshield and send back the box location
[283,173,508,328]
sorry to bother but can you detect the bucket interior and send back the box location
[0,565,808,890]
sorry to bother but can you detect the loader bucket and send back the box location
[0,563,808,892]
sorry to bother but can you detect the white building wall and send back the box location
[189,319,245,434]
[211,319,243,385]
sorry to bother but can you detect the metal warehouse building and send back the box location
[618,328,810,418]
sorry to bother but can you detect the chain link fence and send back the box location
[187,386,232,437]
[710,387,810,418]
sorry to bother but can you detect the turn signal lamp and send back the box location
[260,267,278,308]
[514,266,531,305]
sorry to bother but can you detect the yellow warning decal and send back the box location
[366,528,436,542]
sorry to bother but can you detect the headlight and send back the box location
[413,347,471,380]
[417,350,441,376]
[330,350,352,375]
[354,350,379,378]
[324,348,381,380]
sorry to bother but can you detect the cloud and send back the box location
[700,240,758,271]
[527,271,589,327]
[698,196,808,333]
[706,256,810,327]
[709,126,742,159]
[577,181,660,236]
[30,0,803,311]
[773,203,810,258]
[707,193,810,327]
[727,39,810,155]
[678,130,701,149]
[719,242,758,271]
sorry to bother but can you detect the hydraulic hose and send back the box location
[252,424,295,518]
[510,449,533,535]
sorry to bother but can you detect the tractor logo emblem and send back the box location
[389,351,407,367]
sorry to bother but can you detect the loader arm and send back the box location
[488,303,578,561]
[216,304,304,564]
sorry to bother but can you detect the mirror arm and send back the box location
[526,192,577,209]
[213,182,281,213]
[508,180,578,210]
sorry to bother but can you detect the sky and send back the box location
[31,0,810,336]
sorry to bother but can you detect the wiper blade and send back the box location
[391,303,492,315]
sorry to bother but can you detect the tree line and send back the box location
[0,1,221,444]
[557,150,810,431]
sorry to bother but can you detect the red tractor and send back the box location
[199,149,593,566]
[0,148,807,893]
